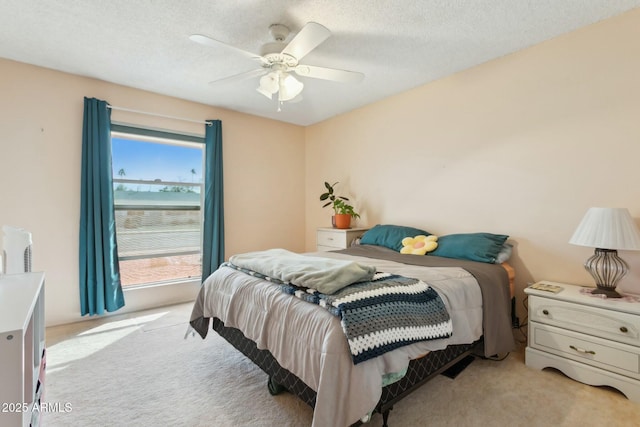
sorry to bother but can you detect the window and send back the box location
[111,125,205,288]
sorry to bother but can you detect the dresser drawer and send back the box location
[529,295,640,347]
[530,322,640,379]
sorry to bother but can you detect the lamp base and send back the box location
[584,248,628,299]
[591,286,623,298]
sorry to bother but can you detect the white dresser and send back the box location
[0,272,46,427]
[525,281,640,401]
[316,227,369,251]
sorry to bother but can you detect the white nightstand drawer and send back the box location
[317,230,348,248]
[530,322,640,379]
[316,227,369,251]
[529,296,640,347]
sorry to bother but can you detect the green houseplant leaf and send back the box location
[319,182,359,218]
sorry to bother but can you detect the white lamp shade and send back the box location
[569,207,640,250]
[278,73,304,101]
[257,72,279,99]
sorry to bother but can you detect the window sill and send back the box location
[122,277,201,291]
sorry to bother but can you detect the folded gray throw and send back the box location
[228,248,376,294]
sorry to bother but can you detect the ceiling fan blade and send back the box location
[281,22,331,61]
[294,65,364,83]
[190,34,263,62]
[209,68,267,86]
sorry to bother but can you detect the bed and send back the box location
[190,238,515,427]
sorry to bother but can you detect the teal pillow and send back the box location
[360,224,430,252]
[431,233,509,263]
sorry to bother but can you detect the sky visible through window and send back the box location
[112,137,203,184]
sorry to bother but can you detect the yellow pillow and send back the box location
[400,235,438,255]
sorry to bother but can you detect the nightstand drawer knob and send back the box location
[542,309,549,315]
[620,326,628,333]
[569,345,595,355]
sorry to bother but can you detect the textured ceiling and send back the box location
[1,0,639,126]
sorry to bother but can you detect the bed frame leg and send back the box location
[382,407,392,427]
[267,376,286,395]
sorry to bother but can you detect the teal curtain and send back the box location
[202,120,225,281]
[79,97,125,315]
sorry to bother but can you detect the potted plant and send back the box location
[319,182,360,229]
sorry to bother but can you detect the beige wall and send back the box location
[0,58,305,326]
[305,8,640,321]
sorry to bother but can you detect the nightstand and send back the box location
[525,281,640,401]
[316,227,369,251]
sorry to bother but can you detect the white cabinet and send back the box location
[316,227,369,251]
[0,272,46,427]
[525,281,640,402]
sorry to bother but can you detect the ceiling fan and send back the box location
[189,22,364,109]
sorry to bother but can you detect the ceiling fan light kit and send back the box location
[190,21,364,111]
[257,70,304,100]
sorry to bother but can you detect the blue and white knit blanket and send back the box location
[223,261,453,365]
[283,272,453,364]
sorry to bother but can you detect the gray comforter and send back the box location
[190,245,514,427]
[340,245,515,357]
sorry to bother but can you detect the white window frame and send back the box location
[110,124,206,289]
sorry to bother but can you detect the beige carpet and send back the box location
[43,303,640,427]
